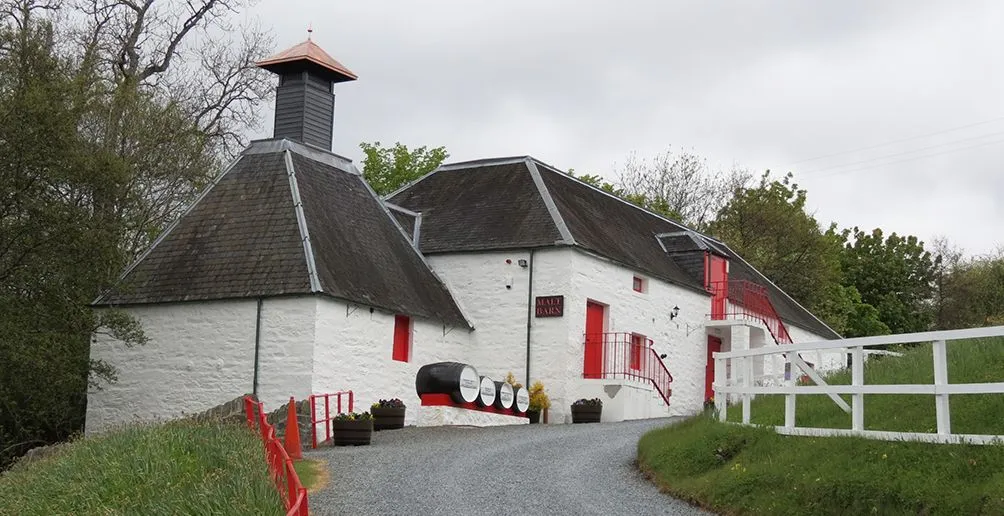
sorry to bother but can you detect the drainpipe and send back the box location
[524,249,535,387]
[253,298,263,397]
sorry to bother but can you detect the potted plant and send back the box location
[527,380,550,424]
[571,398,602,423]
[332,411,373,446]
[370,398,406,431]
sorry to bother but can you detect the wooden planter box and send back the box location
[571,405,602,424]
[333,419,373,446]
[371,406,406,431]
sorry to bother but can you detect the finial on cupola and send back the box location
[256,32,357,151]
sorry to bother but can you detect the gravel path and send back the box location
[307,417,707,515]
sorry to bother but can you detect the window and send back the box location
[393,315,412,362]
[630,334,646,370]
[632,276,646,293]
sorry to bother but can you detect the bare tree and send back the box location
[615,147,751,229]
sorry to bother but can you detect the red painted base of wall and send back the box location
[419,394,528,418]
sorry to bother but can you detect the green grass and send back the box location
[638,337,1004,515]
[0,420,283,516]
[292,459,326,492]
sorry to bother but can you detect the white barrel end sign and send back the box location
[458,365,480,403]
[477,376,497,407]
[494,382,514,410]
[513,386,530,413]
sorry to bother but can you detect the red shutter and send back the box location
[393,315,411,362]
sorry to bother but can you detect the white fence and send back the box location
[713,325,1004,445]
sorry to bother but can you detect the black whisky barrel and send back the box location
[513,386,530,414]
[477,376,497,407]
[415,362,480,404]
[494,381,514,410]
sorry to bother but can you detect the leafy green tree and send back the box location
[0,0,265,468]
[360,141,449,195]
[840,228,937,334]
[708,172,844,313]
[932,239,1004,329]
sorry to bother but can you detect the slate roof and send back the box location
[96,139,470,329]
[389,156,839,339]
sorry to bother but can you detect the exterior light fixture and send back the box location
[670,306,680,320]
[517,259,528,268]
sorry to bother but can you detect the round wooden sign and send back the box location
[477,376,496,407]
[513,386,530,413]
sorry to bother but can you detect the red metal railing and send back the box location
[708,280,793,344]
[582,332,674,405]
[243,396,309,516]
[308,391,354,449]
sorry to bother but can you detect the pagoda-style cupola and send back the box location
[256,37,357,151]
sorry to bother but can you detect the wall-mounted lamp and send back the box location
[660,353,667,359]
[517,259,528,268]
[670,306,680,320]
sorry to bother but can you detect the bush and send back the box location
[528,380,550,410]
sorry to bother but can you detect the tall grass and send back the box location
[0,420,282,515]
[638,337,1004,515]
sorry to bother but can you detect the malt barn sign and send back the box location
[535,295,564,317]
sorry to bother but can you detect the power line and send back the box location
[808,137,1004,179]
[787,115,1004,166]
[799,129,1004,175]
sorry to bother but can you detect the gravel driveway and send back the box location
[307,417,707,515]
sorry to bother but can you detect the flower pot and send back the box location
[526,409,541,424]
[333,419,373,446]
[371,406,406,431]
[571,405,602,424]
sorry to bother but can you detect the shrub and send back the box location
[333,411,372,422]
[528,380,550,410]
[370,398,405,409]
[504,371,523,390]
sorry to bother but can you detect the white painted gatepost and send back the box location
[713,325,1004,445]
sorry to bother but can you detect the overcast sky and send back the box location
[249,0,1003,256]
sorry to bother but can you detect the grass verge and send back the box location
[638,337,1004,515]
[0,420,282,515]
[293,458,328,492]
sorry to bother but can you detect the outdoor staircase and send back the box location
[708,280,793,345]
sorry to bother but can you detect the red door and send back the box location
[708,255,728,319]
[583,302,605,379]
[705,336,722,402]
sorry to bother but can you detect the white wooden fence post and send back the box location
[851,345,864,431]
[715,355,726,422]
[742,355,752,424]
[933,340,951,435]
[784,353,796,429]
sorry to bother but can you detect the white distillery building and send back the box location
[86,39,840,433]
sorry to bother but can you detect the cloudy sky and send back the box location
[249,0,1003,255]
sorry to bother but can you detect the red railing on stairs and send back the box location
[582,332,674,405]
[708,280,792,344]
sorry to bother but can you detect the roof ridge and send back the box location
[284,149,323,293]
[92,154,245,305]
[524,158,575,245]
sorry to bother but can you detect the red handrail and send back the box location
[708,280,793,344]
[582,332,673,405]
[308,391,354,449]
[243,396,309,515]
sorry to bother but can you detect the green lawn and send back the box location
[638,337,1004,515]
[292,458,327,492]
[0,420,283,515]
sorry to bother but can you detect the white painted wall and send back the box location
[312,297,470,426]
[787,323,847,373]
[87,297,316,434]
[543,250,712,421]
